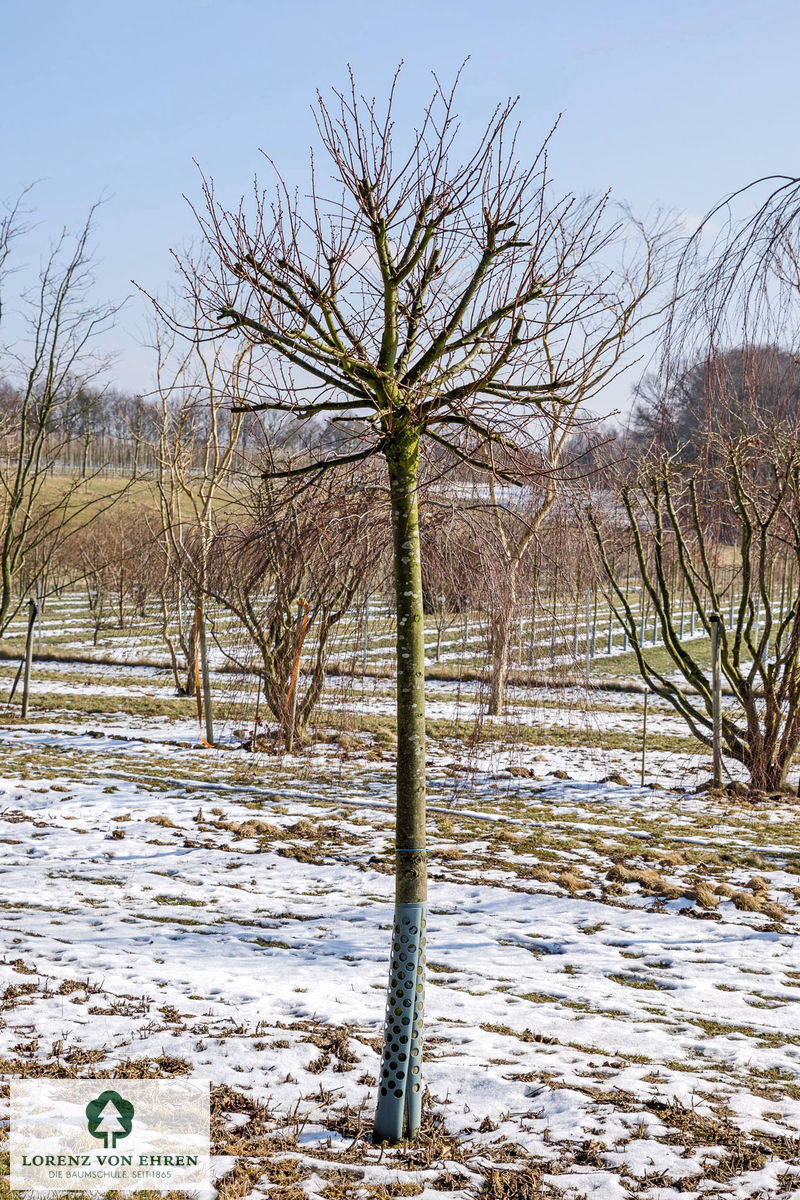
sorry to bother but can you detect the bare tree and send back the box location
[0,193,125,632]
[205,465,385,748]
[148,310,250,695]
[480,217,665,712]
[588,425,800,792]
[585,167,800,794]
[66,507,155,640]
[630,344,800,456]
[165,68,661,1140]
[419,499,476,663]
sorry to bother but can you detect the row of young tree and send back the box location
[21,392,800,803]
[5,70,800,1140]
[6,313,800,799]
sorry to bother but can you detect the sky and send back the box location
[2,0,799,416]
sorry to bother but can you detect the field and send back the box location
[1,593,799,1200]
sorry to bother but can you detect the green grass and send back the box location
[591,637,714,678]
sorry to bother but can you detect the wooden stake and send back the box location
[550,565,559,664]
[363,590,370,675]
[36,579,43,653]
[585,588,591,674]
[251,671,262,750]
[528,594,536,667]
[196,601,214,747]
[640,688,649,787]
[7,657,24,705]
[285,600,310,753]
[710,612,723,788]
[21,600,37,720]
[680,573,686,639]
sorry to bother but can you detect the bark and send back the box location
[386,429,427,905]
[183,622,198,697]
[0,555,12,634]
[372,426,428,1144]
[488,574,519,716]
[750,746,792,793]
[160,595,184,694]
[488,613,513,716]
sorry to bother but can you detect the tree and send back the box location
[169,69,660,1141]
[419,499,477,662]
[588,426,800,792]
[479,212,664,714]
[205,465,386,748]
[85,1091,134,1150]
[587,171,800,795]
[0,193,124,632]
[148,311,249,696]
[66,507,155,642]
[630,344,800,455]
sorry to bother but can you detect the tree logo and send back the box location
[85,1091,135,1148]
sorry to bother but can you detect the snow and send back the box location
[1,613,799,1198]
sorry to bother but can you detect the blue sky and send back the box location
[2,0,798,410]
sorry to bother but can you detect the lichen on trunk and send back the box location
[386,429,427,906]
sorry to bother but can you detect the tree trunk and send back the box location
[0,554,12,635]
[768,758,791,792]
[160,595,184,694]
[488,570,519,716]
[748,746,791,792]
[488,612,512,716]
[374,429,427,1143]
[183,622,198,698]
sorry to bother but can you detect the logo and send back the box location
[85,1091,135,1149]
[12,1079,210,1192]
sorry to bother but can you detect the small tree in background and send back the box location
[205,465,386,749]
[148,310,250,695]
[588,170,800,795]
[0,193,125,632]
[419,497,478,662]
[588,424,800,792]
[479,210,665,713]
[65,507,155,643]
[167,69,663,1141]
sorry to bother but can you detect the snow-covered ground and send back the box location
[1,614,799,1199]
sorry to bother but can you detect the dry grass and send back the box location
[645,1096,800,1183]
[690,879,720,909]
[480,1167,545,1200]
[606,864,683,900]
[556,869,587,895]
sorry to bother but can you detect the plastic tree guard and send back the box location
[373,902,427,1141]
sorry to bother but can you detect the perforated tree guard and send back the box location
[373,901,427,1142]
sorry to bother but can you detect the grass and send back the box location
[606,973,666,990]
[591,637,714,679]
[320,708,707,758]
[3,692,200,719]
[32,470,161,512]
